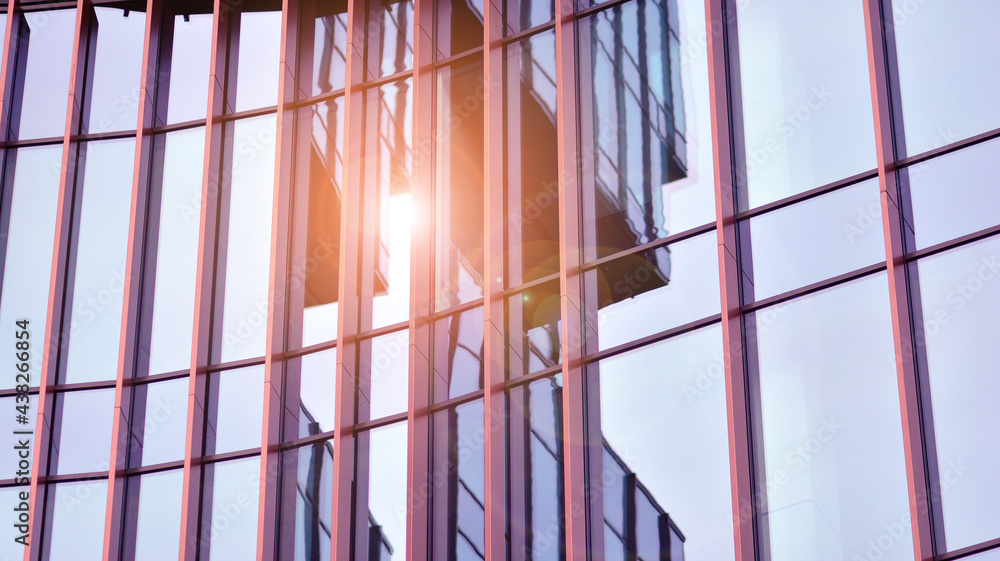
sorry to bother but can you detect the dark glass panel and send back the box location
[736,0,875,209]
[63,139,136,384]
[755,275,912,561]
[145,127,205,375]
[44,480,109,560]
[372,0,414,77]
[507,280,561,378]
[206,365,265,454]
[435,59,486,310]
[362,330,410,421]
[584,231,718,352]
[201,457,261,559]
[52,389,115,475]
[0,146,62,390]
[505,0,553,34]
[595,325,733,560]
[160,10,213,124]
[915,235,1000,550]
[748,178,883,301]
[84,7,146,133]
[434,0,484,59]
[433,306,484,401]
[132,378,189,467]
[231,8,282,112]
[128,469,184,561]
[15,10,77,139]
[431,399,486,560]
[506,31,558,286]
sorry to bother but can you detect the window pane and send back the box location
[280,441,334,560]
[135,378,189,467]
[208,365,265,454]
[894,0,1000,156]
[85,7,146,134]
[373,0,414,77]
[0,394,38,473]
[202,457,260,559]
[217,115,277,363]
[509,376,565,560]
[232,9,282,111]
[505,0,553,34]
[433,306,484,401]
[749,179,884,300]
[586,231,719,352]
[130,469,184,561]
[595,325,733,561]
[435,60,485,310]
[755,275,912,561]
[162,11,213,124]
[53,389,115,475]
[507,31,558,285]
[63,139,136,384]
[434,0,483,59]
[364,330,409,421]
[45,480,109,561]
[736,0,875,209]
[306,0,348,96]
[16,10,77,139]
[431,399,486,560]
[146,128,205,375]
[0,146,62,390]
[362,422,409,561]
[915,235,1000,550]
[0,488,28,560]
[370,80,413,329]
[508,280,561,378]
[907,138,1000,250]
[286,348,337,440]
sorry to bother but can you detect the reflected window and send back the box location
[433,307,485,401]
[280,441,335,560]
[431,399,486,560]
[14,10,77,139]
[285,348,337,440]
[434,0,484,59]
[64,139,136,384]
[84,6,146,133]
[508,280,561,378]
[505,0,553,33]
[52,389,115,475]
[373,0,414,77]
[207,365,265,455]
[158,6,213,124]
[303,0,349,96]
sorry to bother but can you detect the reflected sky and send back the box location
[206,457,261,559]
[165,14,213,124]
[86,7,146,133]
[367,422,409,561]
[133,470,184,561]
[47,480,109,560]
[233,11,281,112]
[17,10,76,139]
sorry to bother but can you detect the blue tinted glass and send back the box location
[288,348,337,440]
[364,422,409,560]
[281,442,334,560]
[17,10,77,139]
[365,331,409,421]
[209,365,265,454]
[596,325,734,560]
[163,13,213,124]
[136,378,189,466]
[309,2,348,95]
[505,0,553,33]
[132,470,184,561]
[508,280,562,377]
[0,146,62,390]
[46,480,109,560]
[64,139,136,384]
[915,235,1000,550]
[85,7,146,133]
[233,10,281,111]
[431,399,486,559]
[0,488,28,560]
[433,307,485,401]
[203,457,260,559]
[755,275,912,561]
[907,138,1000,250]
[54,389,115,475]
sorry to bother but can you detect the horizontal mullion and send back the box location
[582,313,722,365]
[741,262,887,314]
[581,221,716,272]
[935,538,1000,561]
[904,224,1000,263]
[897,125,1000,170]
[737,168,879,221]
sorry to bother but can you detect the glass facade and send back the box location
[0,0,996,560]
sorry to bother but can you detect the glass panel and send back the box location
[433,306,484,401]
[370,80,413,329]
[280,441,334,560]
[586,231,719,352]
[208,365,265,454]
[505,0,553,34]
[506,31,558,285]
[749,179,884,300]
[579,0,714,259]
[294,98,345,349]
[63,139,136,384]
[958,549,1000,561]
[53,389,115,475]
[16,10,77,139]
[232,9,282,111]
[162,11,214,124]
[431,399,486,560]
[907,138,1000,250]
[364,330,410,421]
[915,235,1000,550]
[373,0,414,77]
[0,146,62,390]
[130,470,184,561]
[434,59,485,310]
[0,394,37,474]
[595,325,733,560]
[217,114,277,363]
[84,7,146,134]
[509,376,564,560]
[306,0,348,96]
[135,378,189,466]
[508,280,561,378]
[286,348,337,440]
[434,0,484,59]
[893,0,1000,156]
[736,0,875,209]
[362,422,409,561]
[0,488,28,560]
[146,128,205,375]
[203,457,260,559]
[45,480,109,561]
[755,275,912,561]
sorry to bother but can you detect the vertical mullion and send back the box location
[178,0,229,557]
[704,1,758,560]
[25,2,94,560]
[861,0,936,558]
[330,0,367,557]
[408,0,433,558]
[482,0,506,557]
[553,0,594,559]
[257,0,300,559]
[101,0,162,559]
